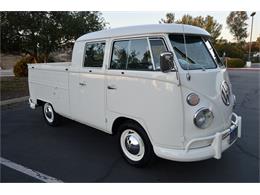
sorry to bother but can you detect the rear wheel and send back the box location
[42,102,60,126]
[118,122,154,167]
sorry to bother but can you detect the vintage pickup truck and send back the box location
[28,24,242,166]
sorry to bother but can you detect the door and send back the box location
[77,41,106,131]
[106,37,184,148]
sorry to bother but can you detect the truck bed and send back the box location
[28,62,71,117]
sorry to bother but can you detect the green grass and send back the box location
[0,77,29,101]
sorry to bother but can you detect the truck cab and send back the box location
[28,24,242,166]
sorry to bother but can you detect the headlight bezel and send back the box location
[193,108,214,129]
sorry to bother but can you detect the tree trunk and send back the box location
[43,52,49,63]
[33,47,38,62]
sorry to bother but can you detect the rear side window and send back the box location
[110,39,153,71]
[84,42,105,67]
[110,41,129,70]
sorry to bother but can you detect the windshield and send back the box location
[169,34,222,70]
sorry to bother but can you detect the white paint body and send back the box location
[28,24,242,162]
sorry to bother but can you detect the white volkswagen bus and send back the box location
[28,24,242,166]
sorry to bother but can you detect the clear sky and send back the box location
[102,11,260,42]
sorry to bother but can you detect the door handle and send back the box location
[79,82,87,86]
[107,85,117,90]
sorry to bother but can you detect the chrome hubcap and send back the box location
[44,103,54,123]
[120,129,145,161]
[125,134,140,155]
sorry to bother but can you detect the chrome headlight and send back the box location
[194,108,214,129]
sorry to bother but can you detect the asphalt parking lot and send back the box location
[1,70,259,182]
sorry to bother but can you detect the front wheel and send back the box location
[42,102,60,126]
[118,122,154,167]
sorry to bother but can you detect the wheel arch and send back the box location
[36,99,55,110]
[36,99,45,106]
[111,116,152,143]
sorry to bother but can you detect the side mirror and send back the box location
[160,52,175,73]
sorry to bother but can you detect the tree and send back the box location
[176,14,194,25]
[226,11,248,43]
[159,13,222,44]
[0,11,106,61]
[256,36,260,51]
[244,41,260,53]
[203,16,222,43]
[0,12,24,53]
[176,15,222,44]
[214,42,245,59]
[177,14,222,44]
[159,13,175,23]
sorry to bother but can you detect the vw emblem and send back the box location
[221,81,230,106]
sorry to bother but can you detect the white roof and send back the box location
[76,24,210,42]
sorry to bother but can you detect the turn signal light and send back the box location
[187,93,200,106]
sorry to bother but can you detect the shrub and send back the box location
[13,55,36,77]
[215,43,245,59]
[226,58,245,68]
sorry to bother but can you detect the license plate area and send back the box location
[229,126,238,144]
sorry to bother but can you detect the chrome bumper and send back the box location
[154,113,242,162]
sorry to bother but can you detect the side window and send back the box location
[111,40,129,70]
[127,39,152,71]
[149,39,167,70]
[84,42,105,67]
[110,39,153,71]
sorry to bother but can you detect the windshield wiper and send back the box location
[173,46,196,64]
[173,46,207,71]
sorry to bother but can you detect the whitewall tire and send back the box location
[43,102,60,126]
[118,121,154,167]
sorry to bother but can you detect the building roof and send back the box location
[76,24,210,42]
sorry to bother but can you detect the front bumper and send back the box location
[154,113,242,162]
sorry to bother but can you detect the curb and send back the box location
[228,68,260,71]
[0,96,29,106]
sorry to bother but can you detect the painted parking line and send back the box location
[0,157,63,183]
